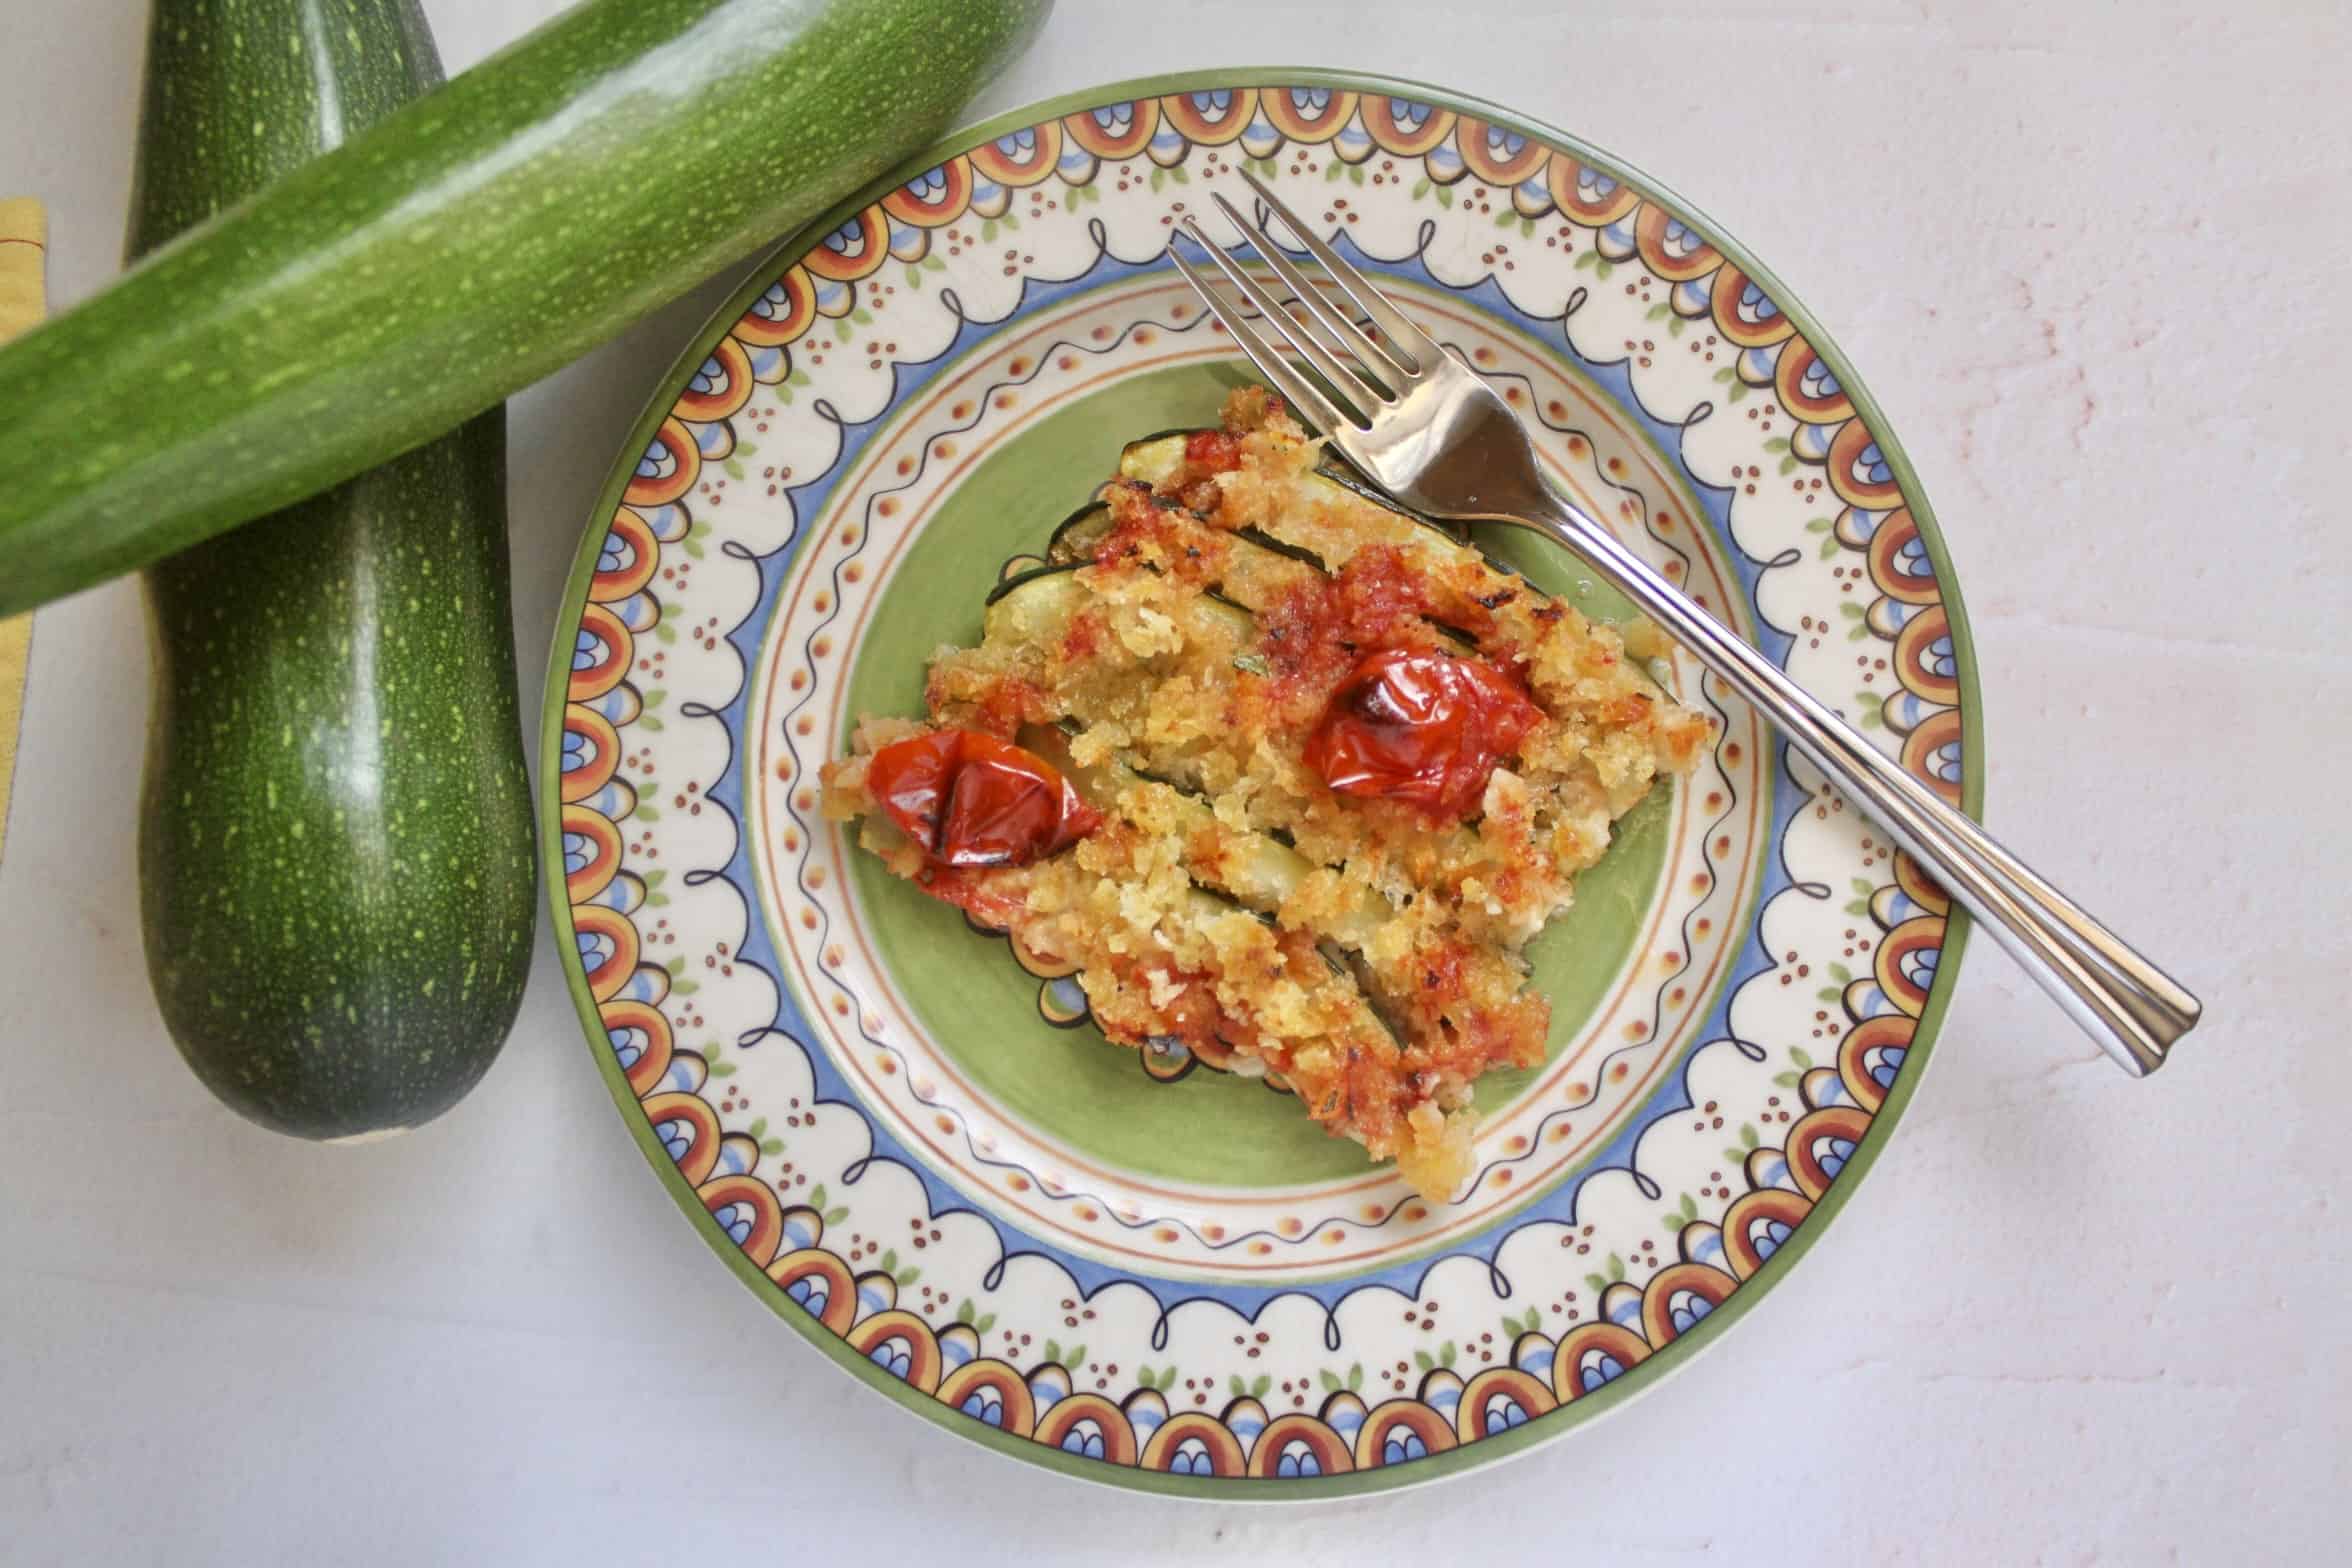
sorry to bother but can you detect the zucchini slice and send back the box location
[1120,425,1679,706]
[1115,429,1199,489]
[1023,724,1422,1074]
[1027,721,1544,1071]
[1115,427,1500,639]
[983,557,1086,612]
[1117,426,1463,547]
[1025,724,1387,954]
[980,555,1257,650]
[1044,499,1115,560]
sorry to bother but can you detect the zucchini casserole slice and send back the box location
[823,389,1711,1199]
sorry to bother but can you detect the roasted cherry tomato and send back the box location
[866,729,1099,868]
[1304,648,1543,817]
[1183,429,1243,474]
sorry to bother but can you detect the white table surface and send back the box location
[3,1,2345,1560]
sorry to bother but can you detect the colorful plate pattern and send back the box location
[542,71,1980,1497]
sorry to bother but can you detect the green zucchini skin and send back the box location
[134,0,534,1140]
[125,0,443,254]
[983,557,1086,610]
[1044,500,1115,559]
[0,0,1052,615]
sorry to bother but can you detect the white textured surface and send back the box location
[2,0,2345,1560]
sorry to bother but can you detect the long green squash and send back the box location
[134,0,535,1140]
[0,0,1051,615]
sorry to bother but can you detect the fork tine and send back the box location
[1177,219,1371,429]
[1166,243,1352,437]
[1236,167,1445,368]
[1207,192,1412,388]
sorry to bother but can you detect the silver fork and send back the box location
[1171,170,2199,1077]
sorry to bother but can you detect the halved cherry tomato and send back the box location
[866,729,1099,868]
[1304,648,1543,817]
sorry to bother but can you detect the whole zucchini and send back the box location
[135,0,534,1140]
[0,0,1051,615]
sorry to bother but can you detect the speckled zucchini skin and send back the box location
[134,0,534,1140]
[0,0,1052,616]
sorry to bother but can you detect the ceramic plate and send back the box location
[542,70,1980,1497]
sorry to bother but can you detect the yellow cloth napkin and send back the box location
[0,197,43,863]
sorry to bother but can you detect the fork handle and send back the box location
[1506,491,2200,1076]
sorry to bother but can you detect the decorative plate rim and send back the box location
[536,67,1983,1500]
